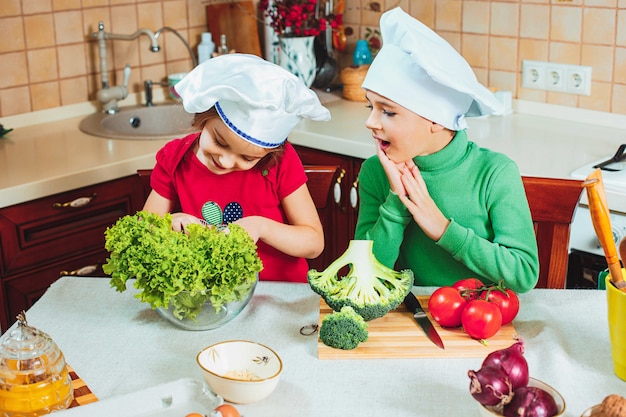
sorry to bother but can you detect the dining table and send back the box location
[15,276,626,416]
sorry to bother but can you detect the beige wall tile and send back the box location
[579,81,611,111]
[0,52,29,89]
[614,46,626,84]
[361,1,383,27]
[586,0,617,7]
[462,1,489,34]
[520,4,550,39]
[31,81,61,110]
[163,0,188,29]
[0,17,25,53]
[82,0,110,7]
[461,33,489,68]
[23,0,53,15]
[489,36,518,71]
[436,0,462,32]
[519,38,549,61]
[110,5,138,33]
[612,84,626,115]
[551,5,582,42]
[53,0,82,10]
[58,44,87,77]
[617,10,626,47]
[54,10,85,45]
[137,2,163,29]
[0,0,21,17]
[582,44,614,82]
[24,14,56,49]
[547,90,578,107]
[518,86,547,101]
[583,7,616,45]
[188,0,206,28]
[0,86,31,115]
[491,2,519,36]
[549,41,581,64]
[60,76,89,105]
[409,0,435,27]
[82,8,111,38]
[551,0,581,5]
[27,48,59,83]
[489,69,518,94]
[473,67,488,87]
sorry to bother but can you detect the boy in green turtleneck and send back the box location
[355,8,539,294]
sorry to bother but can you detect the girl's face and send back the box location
[364,90,446,163]
[195,118,271,175]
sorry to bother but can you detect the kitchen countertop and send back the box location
[23,276,626,417]
[2,91,626,209]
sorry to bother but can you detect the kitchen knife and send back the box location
[404,292,445,350]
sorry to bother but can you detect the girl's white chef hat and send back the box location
[361,8,504,131]
[174,54,330,148]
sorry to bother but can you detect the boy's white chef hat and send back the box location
[361,8,504,131]
[174,54,330,148]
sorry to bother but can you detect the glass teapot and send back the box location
[0,311,73,416]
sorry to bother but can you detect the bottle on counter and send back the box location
[218,34,229,55]
[198,32,215,64]
[353,39,373,67]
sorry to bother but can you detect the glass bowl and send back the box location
[156,279,257,331]
[477,377,566,417]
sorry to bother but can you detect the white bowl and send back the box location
[477,377,566,417]
[196,340,283,404]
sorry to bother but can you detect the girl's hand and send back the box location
[399,162,450,241]
[233,216,264,243]
[170,212,207,232]
[376,143,406,196]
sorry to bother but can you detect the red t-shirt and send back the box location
[150,133,309,282]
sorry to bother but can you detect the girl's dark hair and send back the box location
[192,107,285,172]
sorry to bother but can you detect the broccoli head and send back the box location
[319,306,368,350]
[308,240,413,321]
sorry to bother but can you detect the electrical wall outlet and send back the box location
[521,60,592,96]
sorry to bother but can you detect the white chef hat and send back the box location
[361,8,504,131]
[174,54,331,148]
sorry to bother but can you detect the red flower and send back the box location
[259,0,335,37]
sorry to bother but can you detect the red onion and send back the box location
[482,341,529,389]
[503,386,559,417]
[468,366,514,407]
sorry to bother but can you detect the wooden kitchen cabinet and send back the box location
[294,145,364,270]
[0,175,145,331]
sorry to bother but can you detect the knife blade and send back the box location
[404,291,445,350]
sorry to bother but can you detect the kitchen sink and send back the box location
[79,104,195,140]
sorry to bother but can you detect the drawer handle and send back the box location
[53,193,96,208]
[350,178,359,209]
[60,264,98,276]
[333,169,346,205]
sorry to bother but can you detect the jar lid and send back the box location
[0,311,60,369]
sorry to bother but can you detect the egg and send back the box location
[212,404,241,417]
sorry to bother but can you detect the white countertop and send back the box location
[22,276,626,417]
[2,92,626,208]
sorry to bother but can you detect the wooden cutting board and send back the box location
[317,296,519,359]
[205,1,262,56]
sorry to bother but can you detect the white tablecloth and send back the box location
[19,277,626,416]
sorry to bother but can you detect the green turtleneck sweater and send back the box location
[354,130,539,294]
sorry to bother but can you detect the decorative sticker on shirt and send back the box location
[201,201,243,226]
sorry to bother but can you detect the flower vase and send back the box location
[279,36,316,87]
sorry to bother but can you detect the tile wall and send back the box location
[0,0,625,117]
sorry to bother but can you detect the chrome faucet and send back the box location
[90,21,161,114]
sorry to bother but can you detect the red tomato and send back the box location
[461,299,503,339]
[480,288,520,325]
[451,278,485,300]
[427,286,467,328]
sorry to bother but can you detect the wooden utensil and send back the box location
[583,169,626,292]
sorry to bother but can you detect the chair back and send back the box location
[522,176,583,289]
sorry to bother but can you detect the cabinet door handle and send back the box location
[350,178,359,209]
[52,193,96,208]
[333,169,346,205]
[60,264,98,276]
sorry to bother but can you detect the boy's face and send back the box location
[195,118,271,175]
[364,90,444,163]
